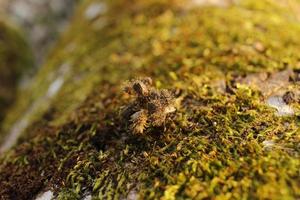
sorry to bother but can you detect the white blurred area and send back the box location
[0,0,78,65]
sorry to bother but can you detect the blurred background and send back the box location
[0,0,78,66]
[1,0,299,68]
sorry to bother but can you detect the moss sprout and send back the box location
[122,77,176,134]
[282,91,296,104]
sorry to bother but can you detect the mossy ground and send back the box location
[0,0,300,199]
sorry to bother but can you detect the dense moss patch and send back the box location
[0,0,300,199]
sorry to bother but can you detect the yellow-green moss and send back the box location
[0,0,300,199]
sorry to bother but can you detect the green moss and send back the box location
[0,0,300,199]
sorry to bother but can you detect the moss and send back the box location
[0,0,300,199]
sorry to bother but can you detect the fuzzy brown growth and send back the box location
[282,91,296,104]
[122,77,175,135]
[130,109,148,134]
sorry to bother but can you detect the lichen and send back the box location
[0,0,300,199]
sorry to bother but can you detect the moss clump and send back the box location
[0,0,300,199]
[0,20,33,123]
[122,77,175,135]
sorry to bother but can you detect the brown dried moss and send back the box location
[122,77,175,134]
